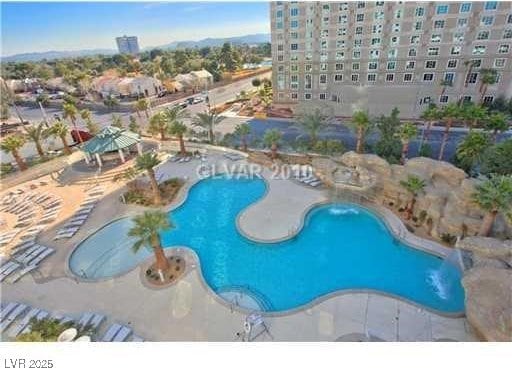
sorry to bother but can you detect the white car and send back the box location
[192,96,204,104]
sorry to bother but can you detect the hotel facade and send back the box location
[270,1,512,118]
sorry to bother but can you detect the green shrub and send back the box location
[441,233,457,245]
[312,139,345,155]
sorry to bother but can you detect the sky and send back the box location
[1,1,270,56]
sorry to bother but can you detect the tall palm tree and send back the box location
[399,175,426,220]
[62,102,82,144]
[297,107,327,146]
[461,103,488,132]
[134,99,150,119]
[192,109,226,144]
[263,128,282,160]
[128,211,172,273]
[478,68,498,103]
[419,104,440,146]
[484,112,509,142]
[168,121,188,155]
[461,60,477,103]
[48,121,72,155]
[135,152,163,205]
[162,105,189,128]
[472,174,512,236]
[396,122,417,164]
[80,109,99,135]
[234,123,251,152]
[455,131,491,172]
[0,134,27,171]
[128,116,140,134]
[147,112,169,140]
[111,114,124,129]
[24,122,49,159]
[438,103,460,161]
[352,110,371,154]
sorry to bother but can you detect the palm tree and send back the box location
[395,122,417,164]
[0,134,27,171]
[297,107,327,146]
[419,104,440,146]
[24,122,49,159]
[162,105,189,128]
[111,114,124,129]
[62,102,82,144]
[128,211,172,273]
[169,121,188,155]
[399,175,426,220]
[128,116,140,134]
[103,95,119,111]
[352,110,371,154]
[134,98,150,119]
[478,69,498,103]
[455,131,491,172]
[48,121,72,155]
[234,123,251,152]
[192,110,226,144]
[438,103,460,161]
[484,112,509,142]
[147,112,168,140]
[461,103,488,132]
[80,109,99,135]
[263,128,282,160]
[472,174,512,236]
[135,152,163,205]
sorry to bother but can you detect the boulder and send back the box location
[457,237,512,264]
[462,267,512,341]
[340,152,392,177]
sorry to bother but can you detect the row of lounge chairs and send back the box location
[0,302,143,342]
[168,155,192,163]
[54,186,104,241]
[223,153,244,161]
[0,242,55,283]
[293,173,323,188]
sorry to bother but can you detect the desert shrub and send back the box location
[312,140,345,156]
[441,233,457,245]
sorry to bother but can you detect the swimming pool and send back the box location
[69,176,464,313]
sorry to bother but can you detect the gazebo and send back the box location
[81,126,142,168]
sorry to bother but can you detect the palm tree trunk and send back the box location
[438,120,452,160]
[406,196,416,220]
[151,235,169,272]
[147,168,162,205]
[480,84,488,104]
[178,135,186,155]
[478,210,497,236]
[424,120,433,142]
[400,142,409,165]
[35,140,45,158]
[209,128,214,144]
[242,136,248,152]
[12,150,28,171]
[271,143,277,159]
[356,128,364,153]
[60,136,72,155]
[160,129,166,141]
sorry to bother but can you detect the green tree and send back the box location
[148,112,169,140]
[481,139,512,176]
[420,104,440,145]
[24,122,50,159]
[399,175,426,220]
[484,112,509,142]
[0,134,27,171]
[438,103,461,160]
[472,174,512,236]
[80,109,100,135]
[135,98,150,119]
[352,110,371,154]
[111,114,124,129]
[395,122,417,164]
[192,110,226,144]
[48,121,72,155]
[478,69,498,103]
[375,108,402,163]
[35,93,50,108]
[251,78,261,88]
[135,152,163,205]
[297,107,328,146]
[16,317,75,342]
[62,102,82,143]
[234,123,251,152]
[128,116,140,134]
[103,95,119,111]
[461,103,488,132]
[263,128,282,160]
[312,140,345,156]
[169,121,188,155]
[455,132,491,173]
[128,211,172,273]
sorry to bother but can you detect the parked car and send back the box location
[157,90,168,98]
[178,101,188,109]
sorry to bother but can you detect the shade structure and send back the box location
[81,126,141,155]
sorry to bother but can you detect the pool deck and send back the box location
[0,148,477,341]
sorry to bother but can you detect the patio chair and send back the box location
[0,303,28,331]
[0,263,21,282]
[309,180,323,188]
[8,264,38,283]
[10,308,48,337]
[28,248,55,266]
[113,326,132,342]
[0,302,19,322]
[101,323,123,342]
[131,335,144,342]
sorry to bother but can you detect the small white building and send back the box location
[175,69,213,91]
[92,76,163,98]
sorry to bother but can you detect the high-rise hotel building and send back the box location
[270,1,512,118]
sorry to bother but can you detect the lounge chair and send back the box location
[57,227,79,235]
[78,204,95,211]
[53,313,74,325]
[0,302,19,322]
[65,219,86,227]
[10,308,48,337]
[113,326,132,342]
[54,230,77,240]
[70,214,89,222]
[131,335,144,342]
[81,198,98,206]
[0,303,28,331]
[17,246,46,264]
[77,312,94,328]
[0,263,21,282]
[101,323,123,342]
[11,241,36,255]
[184,156,191,162]
[309,180,323,188]
[28,248,55,266]
[8,265,38,283]
[75,208,93,216]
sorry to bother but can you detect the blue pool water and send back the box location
[69,176,464,313]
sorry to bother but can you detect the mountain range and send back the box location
[2,33,271,63]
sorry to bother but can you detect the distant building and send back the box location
[116,35,140,55]
[175,69,214,91]
[92,75,163,98]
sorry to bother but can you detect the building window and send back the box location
[406,61,415,69]
[336,40,345,48]
[415,7,425,17]
[434,20,445,29]
[508,14,512,23]
[425,60,437,69]
[291,43,298,51]
[462,96,472,103]
[304,93,312,100]
[368,73,377,82]
[494,58,506,68]
[440,95,449,103]
[356,13,365,22]
[410,35,420,44]
[368,62,378,70]
[372,24,382,34]
[498,44,510,53]
[321,29,329,38]
[431,34,442,43]
[276,22,283,29]
[352,62,360,70]
[305,75,312,89]
[423,73,434,81]
[471,59,482,68]
[473,45,486,55]
[404,73,413,82]
[290,20,299,28]
[447,60,457,68]
[457,18,468,27]
[484,2,497,11]
[335,63,344,71]
[319,74,327,84]
[334,74,343,82]
[336,51,345,60]
[354,39,362,47]
[319,93,327,100]
[460,3,471,13]
[371,37,381,46]
[444,73,455,83]
[467,73,478,84]
[369,50,379,59]
[374,10,385,20]
[385,74,395,82]
[408,48,417,57]
[451,46,462,55]
[351,74,359,82]
[338,28,347,36]
[355,26,363,35]
[428,47,440,56]
[387,61,396,70]
[477,31,490,40]
[453,32,465,43]
[414,21,423,31]
[483,96,494,104]
[290,75,298,89]
[388,49,397,58]
[504,29,512,39]
[393,23,401,32]
[353,50,361,59]
[357,2,366,9]
[291,93,298,100]
[291,64,298,72]
[395,9,402,19]
[320,63,328,71]
[391,36,399,46]
[305,64,312,72]
[290,7,299,17]
[436,5,449,15]
[481,16,494,26]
